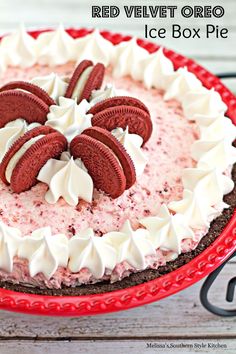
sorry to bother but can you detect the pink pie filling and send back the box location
[0,63,204,288]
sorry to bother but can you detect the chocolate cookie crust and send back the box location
[1,164,235,296]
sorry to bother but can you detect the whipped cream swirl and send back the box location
[69,228,117,278]
[89,84,128,106]
[0,24,37,68]
[112,127,147,176]
[46,97,92,142]
[104,220,155,269]
[74,29,114,66]
[112,37,148,78]
[31,73,68,102]
[36,25,74,66]
[197,115,236,143]
[37,151,93,206]
[17,227,69,279]
[164,67,202,102]
[169,190,219,229]
[140,204,195,253]
[182,167,234,206]
[135,48,174,89]
[0,222,22,273]
[191,139,236,171]
[90,84,117,106]
[183,88,227,121]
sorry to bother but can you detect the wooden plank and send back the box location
[0,265,235,339]
[0,339,235,354]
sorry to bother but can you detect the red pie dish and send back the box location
[0,27,235,316]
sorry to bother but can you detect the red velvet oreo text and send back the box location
[91,5,228,40]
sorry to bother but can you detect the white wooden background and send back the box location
[0,0,236,353]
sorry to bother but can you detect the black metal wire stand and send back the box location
[199,72,236,316]
[200,251,236,317]
[217,73,236,79]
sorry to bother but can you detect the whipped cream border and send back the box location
[0,26,235,283]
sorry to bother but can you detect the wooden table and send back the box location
[0,0,235,353]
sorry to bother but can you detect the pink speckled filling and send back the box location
[0,63,198,235]
[0,63,204,289]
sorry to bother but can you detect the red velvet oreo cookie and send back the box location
[82,127,136,189]
[0,90,50,128]
[0,126,67,193]
[64,59,93,99]
[88,96,150,115]
[70,133,126,198]
[0,81,56,106]
[65,60,105,103]
[80,63,105,102]
[91,105,152,145]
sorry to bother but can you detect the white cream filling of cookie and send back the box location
[71,65,93,100]
[0,25,235,281]
[5,135,45,183]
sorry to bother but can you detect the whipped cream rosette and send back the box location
[191,138,236,171]
[182,167,234,206]
[168,190,219,229]
[69,228,117,278]
[0,222,22,273]
[36,24,74,66]
[140,204,195,253]
[90,84,117,106]
[0,24,37,68]
[17,227,69,279]
[112,37,149,79]
[164,67,203,102]
[73,29,114,66]
[134,47,174,89]
[31,72,68,102]
[104,220,155,269]
[111,127,147,176]
[196,114,236,142]
[182,87,228,120]
[37,151,93,206]
[45,97,92,142]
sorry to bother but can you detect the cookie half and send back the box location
[92,105,152,145]
[70,127,136,198]
[0,90,50,128]
[88,96,150,115]
[82,126,136,189]
[65,60,105,103]
[0,126,67,193]
[0,81,56,106]
[80,63,105,102]
[64,59,93,99]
